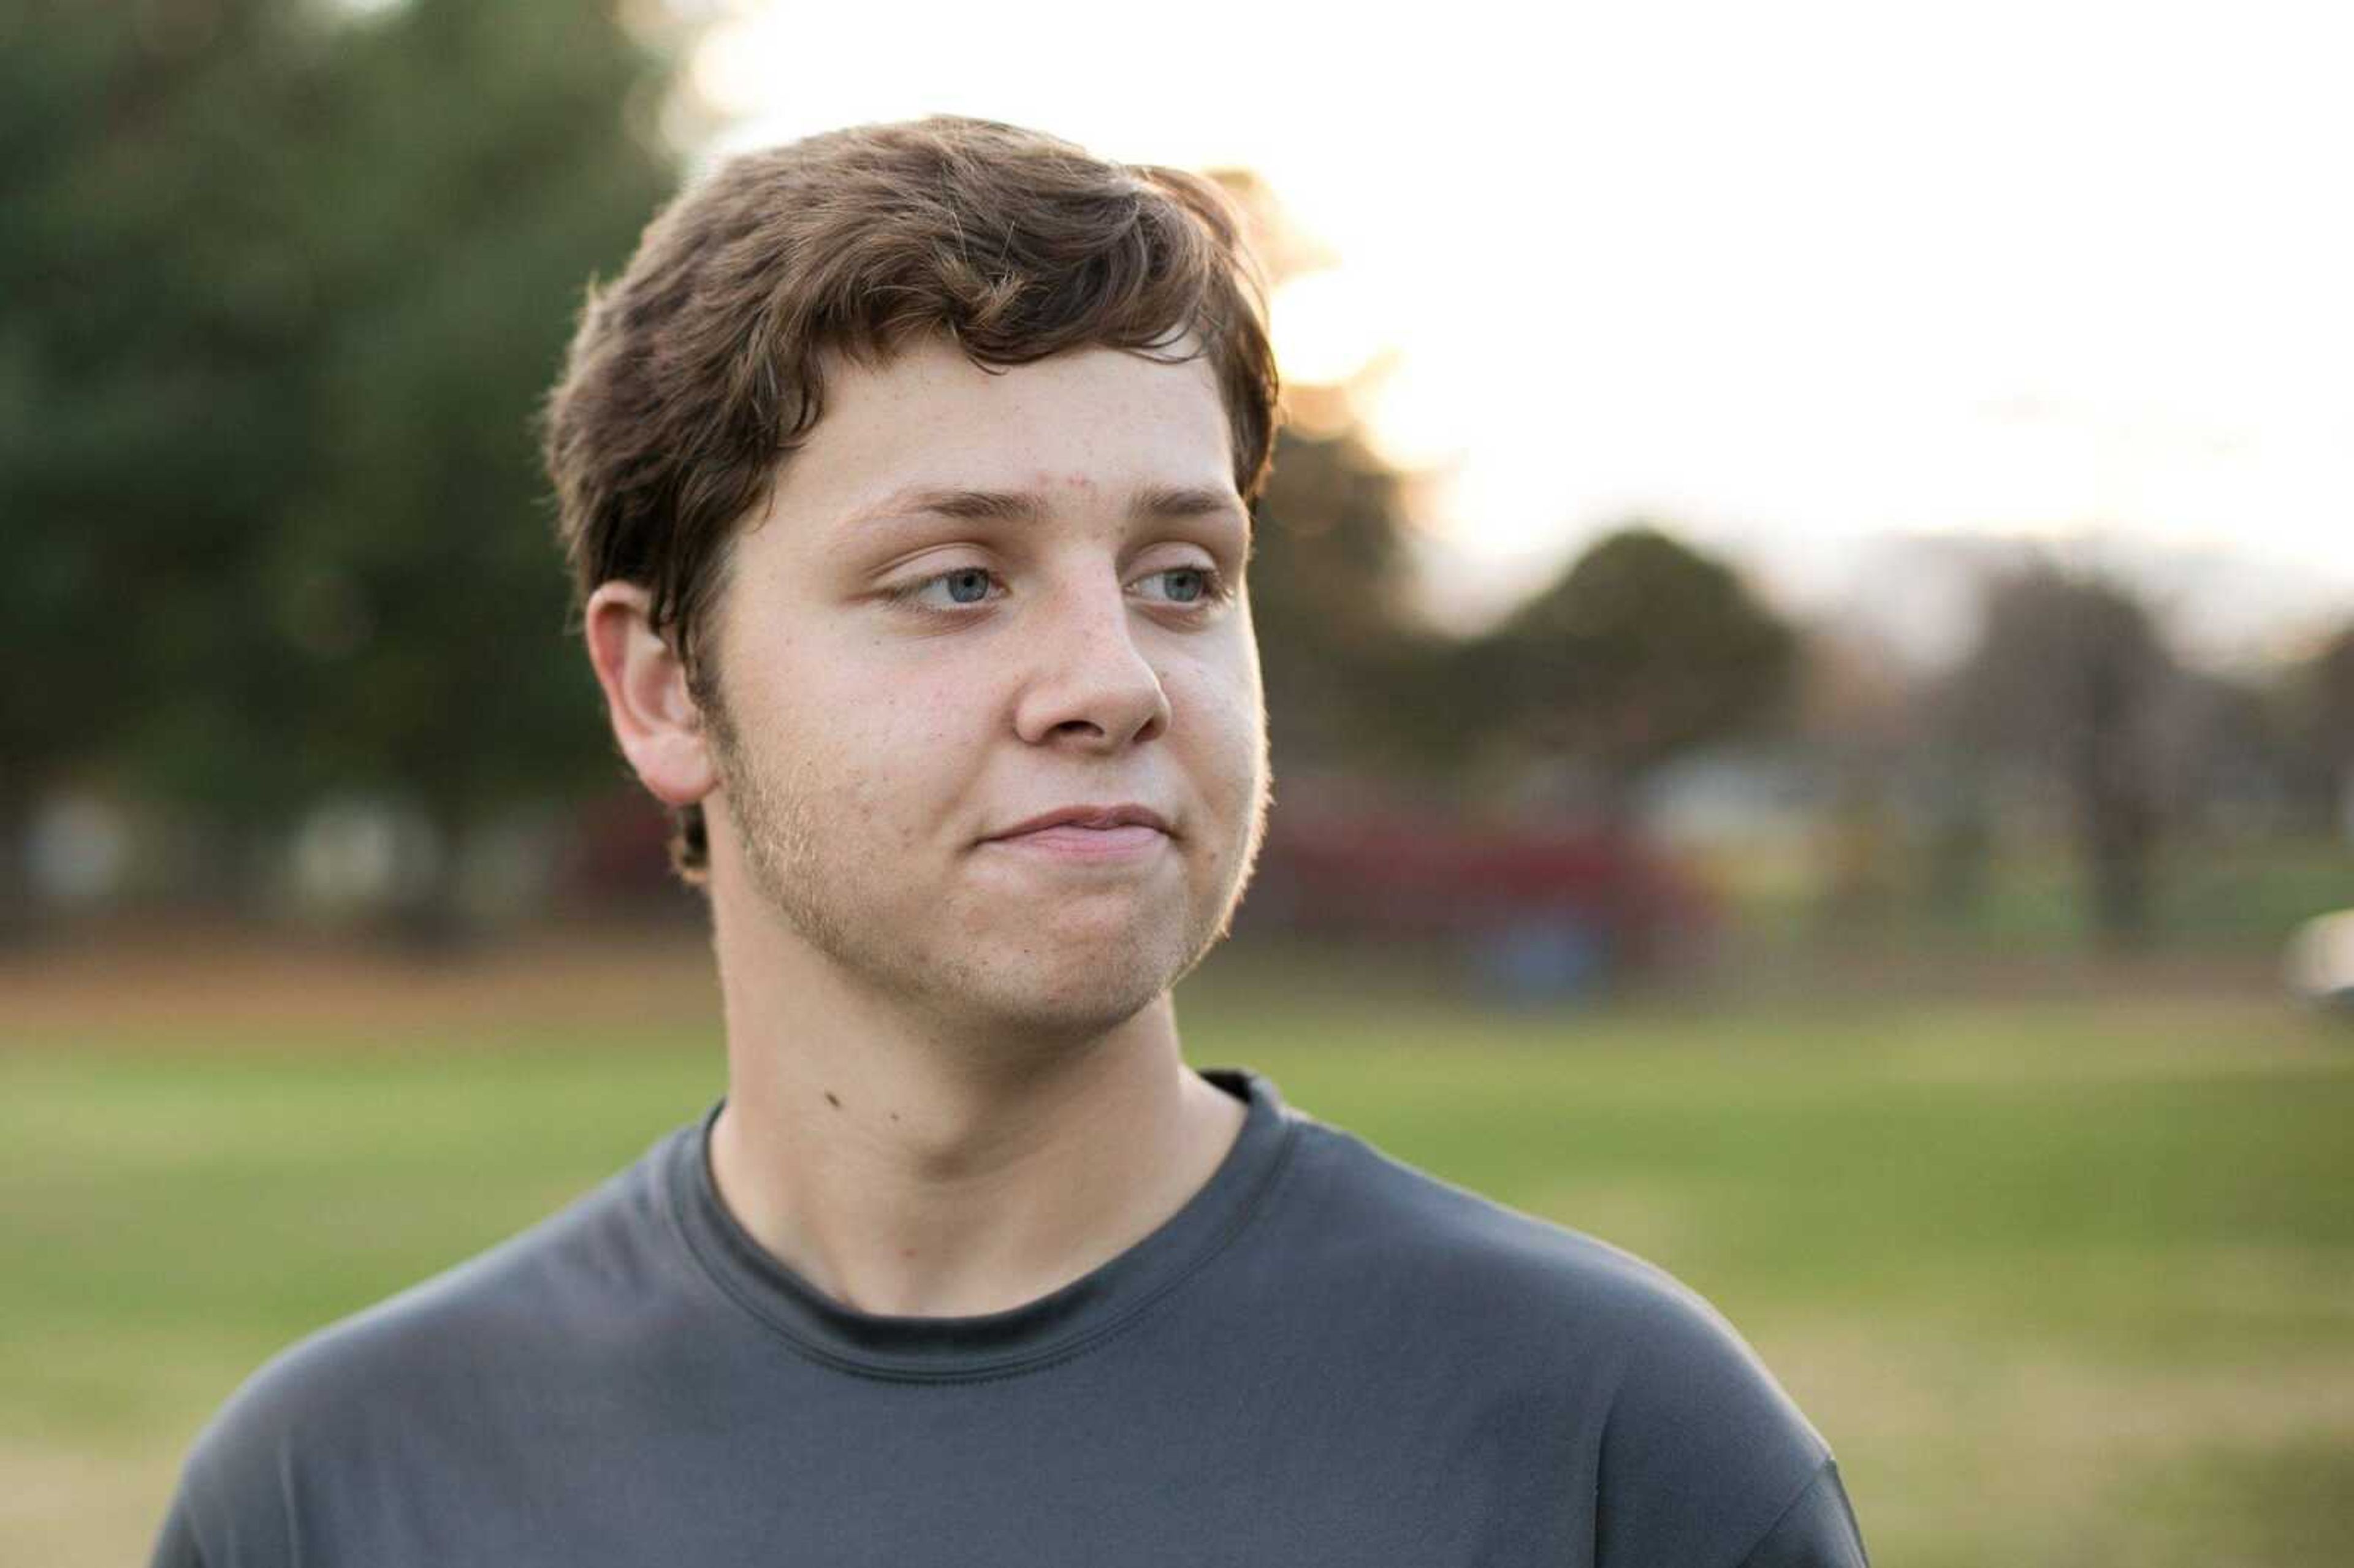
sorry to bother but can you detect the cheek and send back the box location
[820,671,996,836]
[1166,656,1266,795]
[745,630,964,751]
[891,677,986,755]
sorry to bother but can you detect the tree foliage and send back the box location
[1195,166,1445,781]
[1247,426,1434,771]
[2276,619,2354,831]
[1471,525,1797,813]
[2309,625,2354,771]
[2,0,676,916]
[1945,561,2174,945]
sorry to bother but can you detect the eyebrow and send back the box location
[842,482,1249,536]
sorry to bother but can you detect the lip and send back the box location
[986,804,1173,841]
[981,805,1175,864]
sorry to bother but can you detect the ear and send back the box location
[583,582,717,809]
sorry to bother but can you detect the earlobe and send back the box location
[583,583,717,808]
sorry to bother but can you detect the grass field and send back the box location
[4,934,2352,1566]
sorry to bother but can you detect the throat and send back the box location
[707,1029,1243,1320]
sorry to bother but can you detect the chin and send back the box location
[941,918,1198,1043]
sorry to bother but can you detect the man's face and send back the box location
[698,337,1269,1040]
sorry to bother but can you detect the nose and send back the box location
[1011,578,1172,752]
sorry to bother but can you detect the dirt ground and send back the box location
[0,920,722,1043]
[0,915,2299,1048]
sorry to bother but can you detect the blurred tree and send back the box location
[1795,623,1918,927]
[2279,620,2354,839]
[275,1,674,938]
[1946,562,2174,947]
[0,0,674,936]
[1208,168,1439,781]
[1248,427,1441,772]
[2155,668,2286,840]
[1471,525,1797,826]
[1,0,327,924]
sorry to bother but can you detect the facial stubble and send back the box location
[700,678,1272,1041]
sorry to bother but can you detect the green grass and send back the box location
[1713,832,2354,959]
[6,970,2352,1567]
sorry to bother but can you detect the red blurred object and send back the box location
[558,791,681,905]
[1246,809,1719,980]
[555,788,1720,987]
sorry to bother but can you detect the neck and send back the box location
[703,890,1244,1319]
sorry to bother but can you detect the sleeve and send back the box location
[1589,1274,1863,1568]
[147,1488,209,1568]
[1732,1461,1870,1568]
[145,1365,309,1568]
[144,1442,299,1568]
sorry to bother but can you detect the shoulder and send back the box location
[157,1129,691,1564]
[1281,1114,1813,1383]
[1275,1114,1845,1563]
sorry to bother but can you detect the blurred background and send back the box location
[4,1,2350,1564]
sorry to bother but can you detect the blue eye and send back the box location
[886,567,1001,611]
[888,563,1222,615]
[1138,566,1224,607]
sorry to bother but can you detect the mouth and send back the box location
[988,804,1173,840]
[982,804,1175,862]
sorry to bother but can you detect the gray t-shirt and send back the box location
[151,1068,1867,1566]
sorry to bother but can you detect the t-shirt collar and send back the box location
[665,1066,1297,1382]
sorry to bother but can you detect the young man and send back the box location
[152,118,1867,1566]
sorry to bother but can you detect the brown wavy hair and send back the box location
[543,116,1282,882]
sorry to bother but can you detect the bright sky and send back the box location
[680,0,2353,657]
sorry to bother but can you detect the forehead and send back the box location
[761,337,1240,544]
